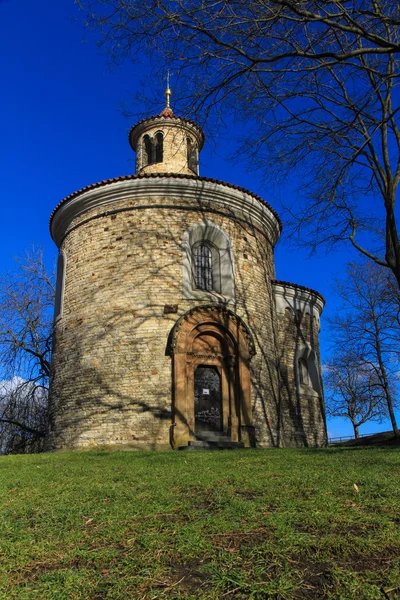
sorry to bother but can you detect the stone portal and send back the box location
[168,305,256,448]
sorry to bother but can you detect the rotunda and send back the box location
[46,92,327,450]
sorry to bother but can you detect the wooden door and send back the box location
[194,366,222,434]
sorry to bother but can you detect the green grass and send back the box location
[0,447,399,599]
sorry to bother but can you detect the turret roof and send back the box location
[128,110,205,149]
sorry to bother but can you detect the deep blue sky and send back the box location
[1,0,397,438]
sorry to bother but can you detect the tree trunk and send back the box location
[375,322,400,438]
[373,313,400,438]
[386,391,400,438]
[352,422,360,439]
[384,188,400,290]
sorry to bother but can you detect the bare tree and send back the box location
[0,248,54,453]
[327,259,399,437]
[77,1,400,286]
[0,378,48,454]
[324,353,387,439]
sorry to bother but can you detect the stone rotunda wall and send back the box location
[273,282,326,447]
[47,106,327,451]
[47,176,285,450]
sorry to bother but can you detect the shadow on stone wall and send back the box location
[47,185,325,450]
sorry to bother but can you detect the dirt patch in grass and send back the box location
[345,547,400,573]
[234,489,265,500]
[332,522,381,537]
[296,551,398,574]
[294,521,381,537]
[290,559,333,599]
[210,527,275,550]
[192,490,222,512]
[166,558,212,595]
[9,558,94,586]
[289,546,400,599]
[294,523,315,534]
[11,540,141,586]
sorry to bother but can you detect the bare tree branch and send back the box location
[76,0,400,286]
[0,248,54,454]
[327,259,399,436]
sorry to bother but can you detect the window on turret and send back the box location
[143,135,152,167]
[155,132,163,163]
[194,244,213,291]
[142,133,163,167]
[187,137,197,173]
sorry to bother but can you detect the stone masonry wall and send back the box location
[136,125,197,176]
[275,308,327,447]
[47,190,281,450]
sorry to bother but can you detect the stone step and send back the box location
[180,440,245,450]
[196,433,230,442]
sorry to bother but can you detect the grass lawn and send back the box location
[0,447,399,599]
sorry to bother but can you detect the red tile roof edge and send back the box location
[128,114,206,147]
[49,173,282,231]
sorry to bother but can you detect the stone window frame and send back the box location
[142,131,164,168]
[298,357,309,386]
[187,136,198,174]
[142,134,152,167]
[182,222,235,302]
[296,343,322,397]
[154,131,164,163]
[54,250,66,322]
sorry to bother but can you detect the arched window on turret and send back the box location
[142,133,163,167]
[155,132,163,163]
[187,137,198,173]
[193,243,213,291]
[143,134,153,167]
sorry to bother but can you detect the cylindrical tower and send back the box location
[47,97,326,450]
[129,107,204,176]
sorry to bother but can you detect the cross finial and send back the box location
[165,70,172,109]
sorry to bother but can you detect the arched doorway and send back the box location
[168,306,256,448]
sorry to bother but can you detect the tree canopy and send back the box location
[326,259,399,436]
[78,0,400,285]
[324,354,387,439]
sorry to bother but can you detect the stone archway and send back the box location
[168,306,256,449]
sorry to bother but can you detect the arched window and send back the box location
[143,134,153,166]
[142,133,163,168]
[182,222,235,301]
[54,251,66,321]
[298,358,310,386]
[155,132,163,163]
[296,345,321,396]
[194,244,213,291]
[187,137,197,173]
